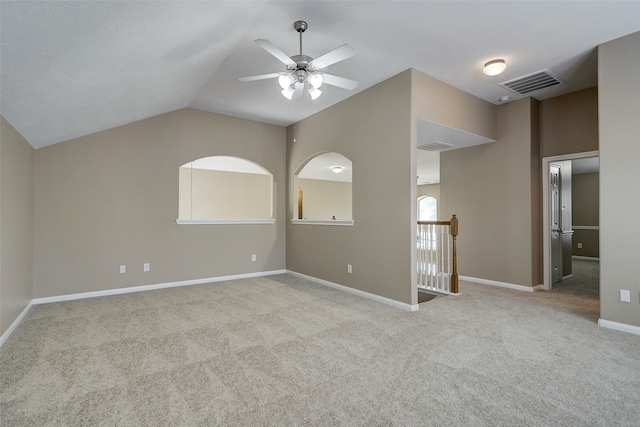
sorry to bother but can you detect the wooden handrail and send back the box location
[450,214,458,293]
[417,214,459,293]
[417,220,453,226]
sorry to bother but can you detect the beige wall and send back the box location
[539,86,600,284]
[411,69,497,140]
[3,36,635,332]
[572,173,599,226]
[412,69,499,296]
[441,98,540,287]
[298,178,352,220]
[287,69,498,306]
[179,168,272,219]
[572,172,599,258]
[33,108,286,298]
[417,184,440,200]
[540,87,598,158]
[530,100,542,286]
[287,70,414,304]
[1,116,34,336]
[598,31,640,327]
[573,229,599,259]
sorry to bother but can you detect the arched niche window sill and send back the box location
[290,219,354,227]
[176,219,276,225]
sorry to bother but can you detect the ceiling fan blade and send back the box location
[309,44,355,70]
[321,73,358,90]
[255,39,295,67]
[292,82,304,100]
[238,72,281,82]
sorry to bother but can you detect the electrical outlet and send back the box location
[577,242,583,249]
[620,290,631,303]
[119,265,126,274]
[143,263,150,272]
[251,254,257,262]
[347,264,352,274]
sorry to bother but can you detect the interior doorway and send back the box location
[542,151,599,293]
[550,163,563,284]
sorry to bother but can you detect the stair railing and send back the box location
[417,214,459,294]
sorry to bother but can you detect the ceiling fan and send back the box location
[238,21,358,100]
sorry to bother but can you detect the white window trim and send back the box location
[290,219,354,226]
[176,219,275,225]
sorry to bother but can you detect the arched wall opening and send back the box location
[292,152,353,225]
[178,155,273,222]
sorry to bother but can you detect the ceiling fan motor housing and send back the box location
[290,54,314,83]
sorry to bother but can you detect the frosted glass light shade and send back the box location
[279,74,294,89]
[281,85,295,99]
[309,73,323,89]
[483,59,506,76]
[308,85,322,100]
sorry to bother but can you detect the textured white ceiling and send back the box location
[1,1,639,150]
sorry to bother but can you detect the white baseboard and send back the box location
[598,319,640,336]
[287,270,419,312]
[459,276,543,292]
[0,300,33,348]
[32,270,287,305]
[572,256,600,261]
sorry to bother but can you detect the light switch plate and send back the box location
[620,290,631,303]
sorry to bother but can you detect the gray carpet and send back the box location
[554,258,600,298]
[1,273,639,426]
[544,258,600,322]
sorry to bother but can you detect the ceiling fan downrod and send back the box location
[294,20,307,56]
[290,21,313,84]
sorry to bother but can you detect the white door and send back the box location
[550,164,562,284]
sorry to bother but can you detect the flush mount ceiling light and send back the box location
[483,59,506,76]
[238,21,358,101]
[332,166,343,174]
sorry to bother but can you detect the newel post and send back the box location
[450,214,459,294]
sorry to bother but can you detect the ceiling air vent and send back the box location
[418,140,457,152]
[499,69,562,95]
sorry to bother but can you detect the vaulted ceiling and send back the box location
[1,1,639,150]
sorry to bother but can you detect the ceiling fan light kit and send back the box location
[309,73,323,89]
[281,85,296,100]
[308,85,322,100]
[278,74,294,89]
[238,21,358,101]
